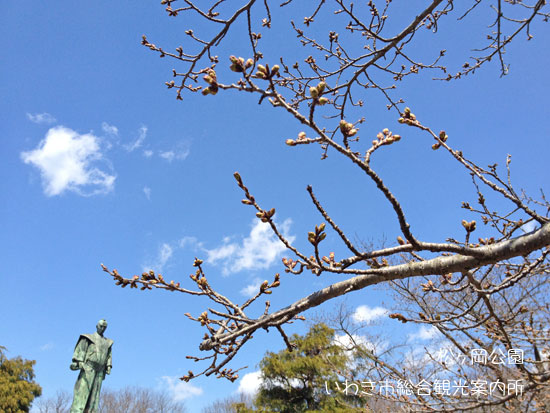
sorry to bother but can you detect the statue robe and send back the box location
[70,332,113,413]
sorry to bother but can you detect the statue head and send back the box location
[96,319,108,336]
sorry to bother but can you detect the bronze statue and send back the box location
[69,319,113,413]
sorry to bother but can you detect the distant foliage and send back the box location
[0,346,42,413]
[201,393,254,413]
[237,324,366,412]
[35,386,186,413]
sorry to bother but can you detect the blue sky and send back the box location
[2,1,549,411]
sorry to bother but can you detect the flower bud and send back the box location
[318,97,328,105]
[285,139,296,146]
[317,81,326,93]
[309,87,319,98]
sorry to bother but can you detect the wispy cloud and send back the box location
[40,342,54,351]
[408,326,440,342]
[160,376,203,401]
[143,149,153,158]
[237,371,262,396]
[333,333,372,351]
[21,126,115,196]
[143,243,173,273]
[240,278,263,297]
[123,126,147,152]
[26,112,57,125]
[101,122,119,137]
[206,219,294,275]
[159,148,189,162]
[521,221,536,233]
[179,236,201,249]
[352,305,389,324]
[143,186,151,200]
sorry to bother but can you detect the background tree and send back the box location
[201,393,253,413]
[35,386,187,413]
[251,323,365,412]
[102,0,550,410]
[0,346,42,413]
[35,391,71,413]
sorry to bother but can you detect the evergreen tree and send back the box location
[0,346,42,413]
[250,324,365,413]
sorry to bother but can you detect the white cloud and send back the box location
[238,371,262,396]
[20,126,115,196]
[143,243,173,273]
[206,219,294,275]
[143,186,151,200]
[160,376,203,401]
[26,112,56,124]
[124,126,147,152]
[159,142,191,162]
[159,149,189,162]
[521,221,536,233]
[179,236,202,250]
[101,122,119,136]
[352,305,389,324]
[408,326,440,342]
[143,149,154,158]
[39,342,54,351]
[333,333,374,352]
[159,151,175,162]
[240,278,263,297]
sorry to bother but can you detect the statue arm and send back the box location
[106,345,112,374]
[70,336,89,370]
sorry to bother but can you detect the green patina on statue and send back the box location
[69,319,113,413]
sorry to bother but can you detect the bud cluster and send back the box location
[282,257,298,273]
[478,237,495,245]
[461,220,477,232]
[321,252,341,268]
[259,273,281,295]
[432,130,449,150]
[440,273,453,285]
[421,279,436,292]
[308,223,327,245]
[339,120,357,138]
[256,208,276,223]
[286,131,308,146]
[202,69,219,96]
[254,64,280,79]
[310,81,329,105]
[229,55,254,73]
[398,107,418,125]
[371,128,401,147]
[389,313,408,323]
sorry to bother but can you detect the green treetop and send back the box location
[243,323,366,413]
[0,346,42,413]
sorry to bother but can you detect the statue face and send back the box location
[96,321,107,335]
